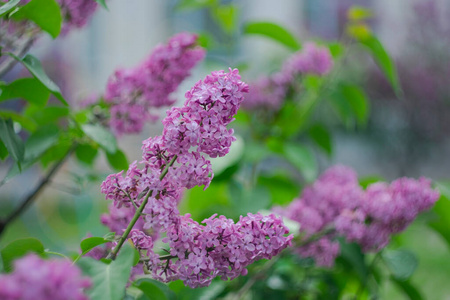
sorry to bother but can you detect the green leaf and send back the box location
[9,54,67,105]
[0,110,37,132]
[339,84,370,127]
[106,149,128,171]
[94,0,107,9]
[308,124,332,156]
[25,124,60,161]
[359,36,401,97]
[339,241,368,283]
[0,0,21,17]
[78,243,135,300]
[176,0,216,10]
[12,0,62,38]
[213,4,238,34]
[82,124,117,154]
[228,181,271,215]
[359,175,385,189]
[382,249,418,281]
[1,238,45,272]
[0,77,50,106]
[25,105,69,125]
[391,277,424,300]
[75,143,98,165]
[428,182,450,248]
[0,139,8,160]
[243,21,301,51]
[0,118,24,168]
[347,5,373,21]
[257,173,301,205]
[283,143,317,183]
[79,237,110,257]
[134,278,176,300]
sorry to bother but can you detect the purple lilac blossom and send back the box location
[243,42,333,110]
[101,69,292,287]
[104,32,206,136]
[0,254,91,300]
[275,165,439,267]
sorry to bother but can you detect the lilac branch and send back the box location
[106,154,178,260]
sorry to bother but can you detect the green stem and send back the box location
[106,155,178,260]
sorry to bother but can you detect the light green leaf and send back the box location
[25,105,69,125]
[82,124,117,154]
[24,124,60,161]
[308,124,332,156]
[0,118,24,168]
[243,21,301,51]
[0,110,37,132]
[106,149,128,171]
[213,4,238,34]
[229,181,271,215]
[9,54,67,105]
[359,36,401,97]
[176,0,216,10]
[382,249,418,281]
[347,5,373,21]
[80,237,110,256]
[12,0,62,38]
[78,243,135,300]
[0,77,50,106]
[283,143,317,183]
[1,238,45,272]
[0,0,21,17]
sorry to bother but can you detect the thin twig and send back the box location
[0,35,36,78]
[106,155,178,260]
[0,146,75,237]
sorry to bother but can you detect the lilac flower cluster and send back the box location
[0,254,91,300]
[100,69,292,287]
[58,0,99,33]
[104,33,206,136]
[243,42,333,110]
[275,165,439,267]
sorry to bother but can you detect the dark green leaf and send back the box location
[134,278,176,300]
[94,0,107,9]
[0,118,24,168]
[10,54,67,104]
[183,183,230,221]
[106,149,128,171]
[39,137,71,168]
[382,249,418,281]
[308,124,332,156]
[283,142,317,182]
[359,36,401,97]
[0,139,8,160]
[0,0,21,17]
[1,238,45,272]
[12,0,62,38]
[339,241,368,283]
[75,143,98,165]
[257,173,300,205]
[0,77,50,106]
[339,84,369,127]
[82,124,117,154]
[78,243,135,300]
[243,21,301,51]
[391,277,424,300]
